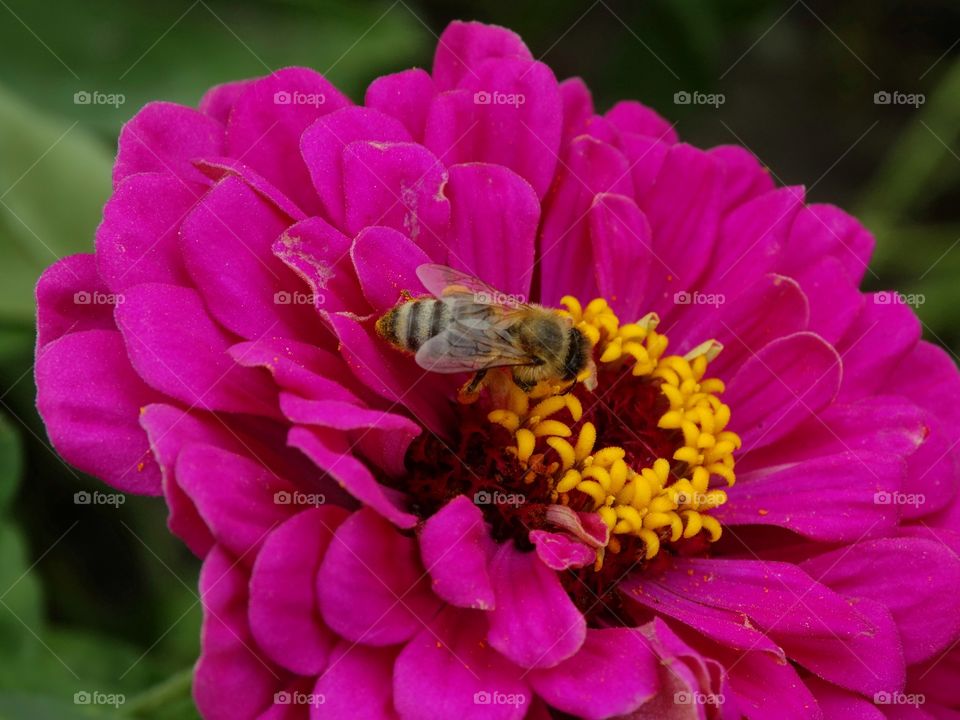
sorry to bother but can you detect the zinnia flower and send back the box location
[36,19,960,720]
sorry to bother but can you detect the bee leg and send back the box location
[466,369,488,394]
[512,373,535,393]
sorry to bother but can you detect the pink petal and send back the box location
[487,544,586,669]
[35,254,117,350]
[342,141,451,260]
[280,393,420,477]
[698,186,805,300]
[724,647,823,720]
[249,506,348,674]
[558,76,594,143]
[636,143,722,315]
[605,100,678,144]
[589,192,653,321]
[194,156,307,222]
[781,203,874,286]
[316,508,440,645]
[327,312,455,436]
[272,216,367,316]
[312,643,400,719]
[181,175,319,342]
[114,101,223,187]
[529,531,595,571]
[300,106,412,227]
[806,677,885,720]
[726,332,842,450]
[226,68,350,215]
[365,68,436,142]
[96,172,198,292]
[195,545,284,720]
[708,145,774,213]
[419,496,496,609]
[529,627,659,719]
[802,537,960,664]
[351,225,431,312]
[444,162,539,298]
[644,557,904,695]
[36,329,161,495]
[792,256,864,344]
[432,20,532,91]
[288,426,417,529]
[538,135,633,305]
[115,282,278,416]
[140,403,240,556]
[177,444,296,561]
[835,295,920,402]
[394,607,531,720]
[199,79,254,124]
[425,57,562,199]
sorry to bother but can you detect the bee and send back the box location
[376,264,597,395]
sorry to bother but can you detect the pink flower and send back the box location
[36,20,960,720]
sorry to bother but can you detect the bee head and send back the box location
[561,326,590,381]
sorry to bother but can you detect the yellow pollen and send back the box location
[475,295,741,570]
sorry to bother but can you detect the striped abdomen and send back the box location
[376,298,450,352]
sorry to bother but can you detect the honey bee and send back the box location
[376,264,597,394]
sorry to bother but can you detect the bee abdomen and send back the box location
[378,299,448,352]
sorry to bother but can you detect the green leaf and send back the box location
[0,523,43,658]
[0,416,22,513]
[0,692,108,720]
[0,83,112,325]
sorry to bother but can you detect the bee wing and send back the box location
[416,264,528,307]
[414,300,537,373]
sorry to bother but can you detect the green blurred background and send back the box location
[1,0,958,717]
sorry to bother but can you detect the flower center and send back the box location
[399,296,740,614]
